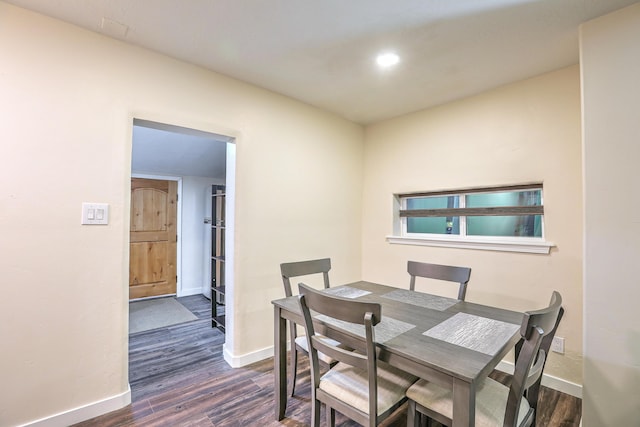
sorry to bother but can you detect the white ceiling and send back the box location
[6,0,638,125]
[131,120,228,179]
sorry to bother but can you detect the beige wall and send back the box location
[362,66,583,384]
[581,3,640,425]
[9,0,639,425]
[0,3,363,426]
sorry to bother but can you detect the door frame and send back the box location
[127,114,237,368]
[130,173,183,297]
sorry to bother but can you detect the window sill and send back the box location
[386,235,554,254]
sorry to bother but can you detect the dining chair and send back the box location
[280,258,334,396]
[297,283,418,427]
[407,261,472,300]
[405,291,564,427]
[514,298,564,427]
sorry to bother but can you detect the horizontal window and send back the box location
[389,184,554,254]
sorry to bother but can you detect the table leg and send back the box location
[274,306,287,420]
[452,378,475,427]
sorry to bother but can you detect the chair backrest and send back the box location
[506,291,563,427]
[280,258,331,297]
[407,261,471,300]
[297,282,382,422]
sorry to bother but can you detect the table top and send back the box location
[272,280,523,385]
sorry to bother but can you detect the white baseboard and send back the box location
[18,385,131,427]
[223,343,276,368]
[178,287,204,297]
[495,361,582,398]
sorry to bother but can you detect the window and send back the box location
[388,184,554,254]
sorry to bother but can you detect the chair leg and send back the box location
[424,415,432,427]
[407,399,419,427]
[326,405,335,427]
[289,347,298,396]
[310,397,321,427]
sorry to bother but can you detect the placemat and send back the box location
[324,286,372,299]
[381,289,458,311]
[423,312,520,355]
[316,315,415,343]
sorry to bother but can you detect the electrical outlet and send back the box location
[551,336,565,354]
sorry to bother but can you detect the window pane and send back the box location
[406,195,460,210]
[406,196,460,235]
[466,190,541,208]
[408,217,460,235]
[467,215,542,237]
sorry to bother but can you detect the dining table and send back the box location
[272,281,524,427]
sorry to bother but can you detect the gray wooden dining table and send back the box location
[272,281,523,427]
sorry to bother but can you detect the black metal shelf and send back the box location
[212,315,225,332]
[211,184,226,333]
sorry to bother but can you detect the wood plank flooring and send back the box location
[72,295,581,427]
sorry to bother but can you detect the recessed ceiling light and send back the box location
[376,52,400,68]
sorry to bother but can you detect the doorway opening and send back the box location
[128,118,236,384]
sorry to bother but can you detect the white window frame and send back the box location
[387,184,555,254]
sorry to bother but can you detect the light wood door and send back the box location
[129,178,177,300]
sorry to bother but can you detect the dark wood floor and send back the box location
[72,295,581,427]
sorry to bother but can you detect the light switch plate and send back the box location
[82,202,109,225]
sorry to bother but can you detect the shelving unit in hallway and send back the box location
[210,184,225,332]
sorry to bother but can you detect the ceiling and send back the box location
[6,0,638,125]
[131,120,229,179]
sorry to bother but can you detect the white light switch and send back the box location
[82,203,109,225]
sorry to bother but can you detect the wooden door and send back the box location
[129,178,177,300]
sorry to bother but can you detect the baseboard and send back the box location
[496,361,582,398]
[18,385,131,427]
[178,287,203,297]
[223,343,277,368]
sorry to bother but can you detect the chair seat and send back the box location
[319,361,418,415]
[406,377,531,427]
[294,335,337,365]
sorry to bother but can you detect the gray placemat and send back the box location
[316,315,415,343]
[423,312,520,355]
[381,289,458,311]
[324,286,372,299]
